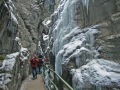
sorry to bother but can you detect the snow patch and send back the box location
[15,37,19,41]
[0,52,19,70]
[71,59,120,89]
[20,47,29,61]
[10,12,18,25]
[43,33,49,41]
[0,52,19,85]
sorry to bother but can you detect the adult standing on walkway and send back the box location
[37,54,43,74]
[29,54,39,80]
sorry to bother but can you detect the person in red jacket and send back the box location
[29,54,39,80]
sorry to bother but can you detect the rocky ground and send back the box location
[19,74,45,90]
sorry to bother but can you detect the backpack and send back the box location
[31,59,36,65]
[38,58,43,66]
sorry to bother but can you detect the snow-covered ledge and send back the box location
[0,48,30,90]
[0,52,19,71]
[70,59,120,90]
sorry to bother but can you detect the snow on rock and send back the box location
[10,12,18,25]
[43,33,49,41]
[15,36,22,47]
[0,45,29,89]
[6,52,19,59]
[15,37,29,61]
[8,0,16,10]
[51,0,100,76]
[51,0,120,90]
[0,52,19,86]
[38,41,40,47]
[5,0,18,25]
[30,4,40,10]
[4,3,9,9]
[42,18,51,28]
[0,52,19,70]
[0,48,29,87]
[15,37,20,41]
[54,25,99,75]
[71,59,120,89]
[20,47,29,61]
[15,36,29,61]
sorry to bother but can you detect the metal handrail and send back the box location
[48,77,58,90]
[42,64,74,90]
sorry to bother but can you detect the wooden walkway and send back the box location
[19,74,45,90]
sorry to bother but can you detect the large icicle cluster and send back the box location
[52,0,78,75]
[4,0,18,25]
[50,0,120,89]
[52,0,99,76]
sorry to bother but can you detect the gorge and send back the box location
[0,0,120,90]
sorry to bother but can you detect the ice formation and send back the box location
[0,52,19,86]
[71,59,120,89]
[50,0,120,89]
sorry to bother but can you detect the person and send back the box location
[29,54,39,80]
[37,54,43,74]
[43,57,48,63]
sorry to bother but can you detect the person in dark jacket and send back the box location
[37,54,43,74]
[29,54,39,80]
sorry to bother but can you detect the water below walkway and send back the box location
[19,74,45,90]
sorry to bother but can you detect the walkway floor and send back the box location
[19,74,45,90]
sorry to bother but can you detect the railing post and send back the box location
[42,65,45,79]
[53,73,56,90]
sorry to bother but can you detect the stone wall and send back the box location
[0,0,54,55]
[39,0,120,89]
[0,0,55,90]
[0,52,30,90]
[75,0,120,62]
[6,56,30,90]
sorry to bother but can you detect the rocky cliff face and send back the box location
[0,0,54,55]
[47,0,120,90]
[76,0,120,62]
[0,0,55,90]
[0,0,120,90]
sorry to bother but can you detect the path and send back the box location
[19,74,45,90]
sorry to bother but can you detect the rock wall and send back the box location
[0,0,55,55]
[6,56,30,90]
[0,52,30,90]
[0,0,120,90]
[46,0,120,90]
[75,0,120,62]
[0,0,55,90]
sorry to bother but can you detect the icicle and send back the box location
[80,0,95,14]
[81,0,89,14]
[52,0,98,77]
[10,12,18,25]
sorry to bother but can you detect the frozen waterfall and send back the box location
[52,0,99,77]
[51,0,120,89]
